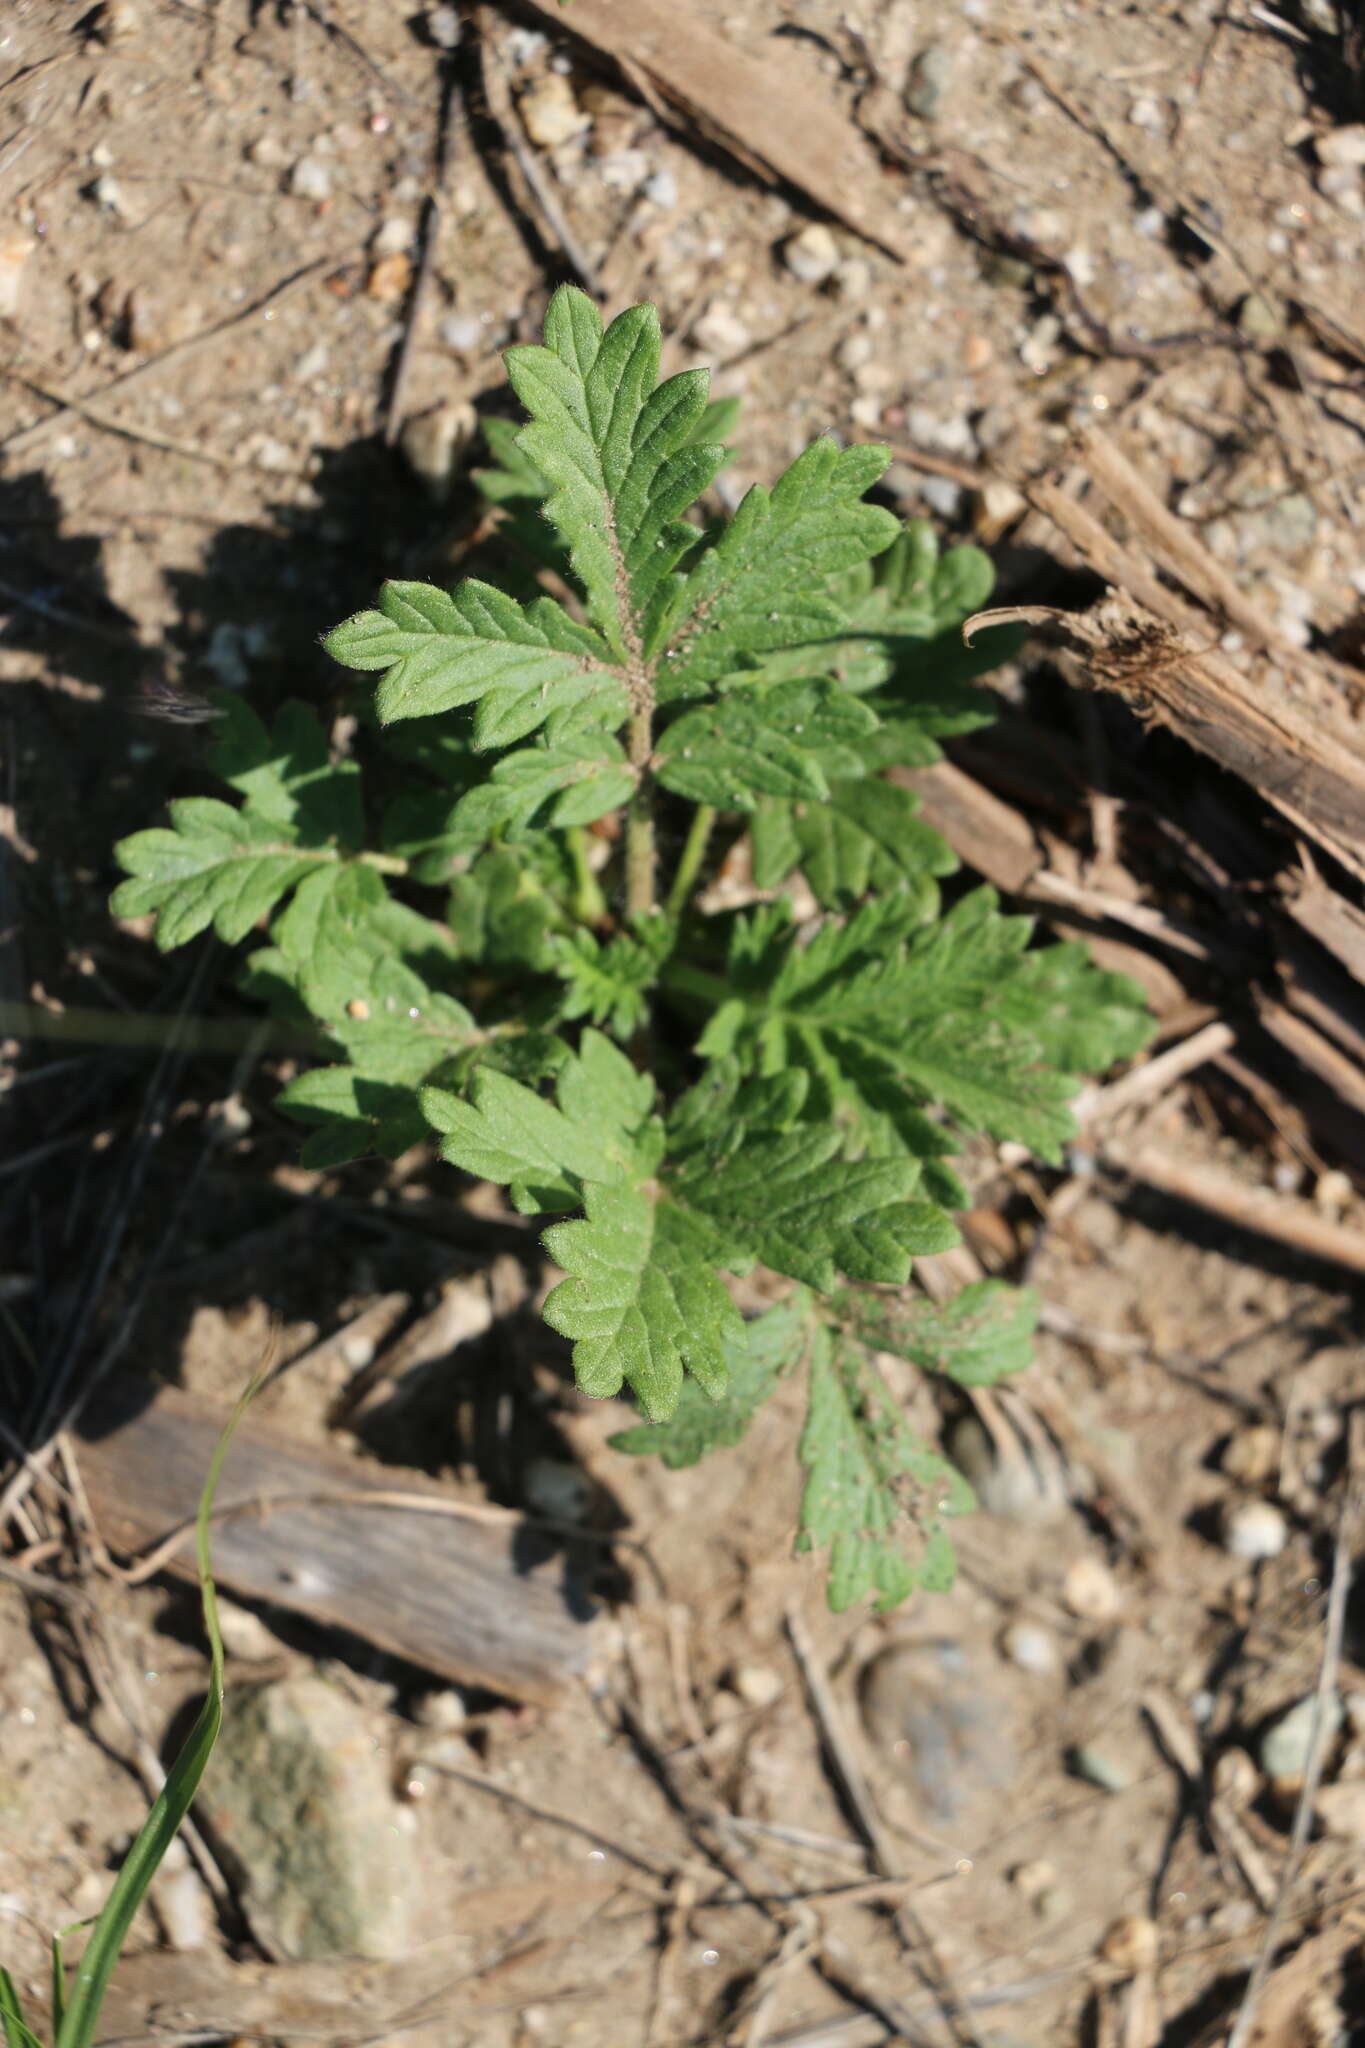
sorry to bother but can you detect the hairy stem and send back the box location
[624,705,655,920]
[663,804,716,922]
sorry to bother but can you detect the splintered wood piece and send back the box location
[75,1375,594,1704]
[505,0,914,261]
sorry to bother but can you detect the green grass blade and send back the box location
[49,1934,63,2038]
[0,1967,44,2048]
[53,1366,261,2048]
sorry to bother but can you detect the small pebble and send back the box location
[426,3,462,48]
[784,223,840,285]
[1128,95,1165,131]
[252,435,294,474]
[1220,1423,1280,1486]
[1221,1496,1288,1562]
[1236,291,1281,343]
[1068,1743,1130,1793]
[860,1639,1015,1823]
[94,0,140,40]
[1133,204,1166,238]
[1001,1622,1058,1675]
[290,155,332,201]
[692,302,751,357]
[904,45,952,121]
[439,312,484,352]
[1259,1691,1343,1782]
[1062,1555,1122,1622]
[400,400,476,498]
[643,168,677,208]
[411,1687,468,1732]
[975,480,1027,541]
[216,1600,282,1662]
[837,331,874,373]
[1318,164,1365,216]
[519,75,589,150]
[88,173,126,216]
[1315,1168,1352,1214]
[372,216,415,258]
[962,331,993,372]
[505,27,548,66]
[1101,1914,1159,1973]
[834,256,872,301]
[1317,124,1365,168]
[732,1664,783,1709]
[919,476,962,521]
[294,340,330,381]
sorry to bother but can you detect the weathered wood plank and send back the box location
[76,1376,595,1704]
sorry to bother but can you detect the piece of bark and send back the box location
[969,584,1365,885]
[505,0,914,261]
[76,1375,594,1704]
[904,759,1187,1014]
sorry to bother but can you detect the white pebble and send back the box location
[643,167,678,209]
[692,302,751,357]
[1001,1622,1058,1674]
[290,156,332,201]
[920,476,963,520]
[294,341,329,381]
[1317,124,1365,168]
[837,330,874,372]
[1221,1497,1288,1562]
[732,1663,784,1708]
[784,223,839,285]
[88,174,126,216]
[1062,1555,1122,1623]
[439,312,484,352]
[504,27,547,66]
[372,215,415,258]
[1128,95,1165,131]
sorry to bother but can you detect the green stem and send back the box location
[358,849,409,875]
[624,705,656,920]
[663,804,716,922]
[564,827,608,927]
[661,959,733,1011]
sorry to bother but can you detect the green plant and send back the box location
[112,288,1151,1609]
[0,1380,251,2048]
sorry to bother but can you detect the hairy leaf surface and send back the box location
[797,1327,973,1612]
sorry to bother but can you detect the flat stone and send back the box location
[859,1639,1015,1823]
[204,1675,417,1960]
